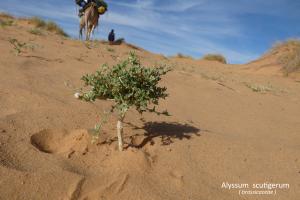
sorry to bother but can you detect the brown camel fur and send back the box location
[79,2,100,40]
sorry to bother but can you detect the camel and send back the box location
[79,2,100,41]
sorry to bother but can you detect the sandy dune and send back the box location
[0,15,299,200]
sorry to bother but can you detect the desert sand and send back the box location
[0,15,299,200]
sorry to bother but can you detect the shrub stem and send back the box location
[117,119,124,151]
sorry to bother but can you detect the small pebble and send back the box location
[74,92,81,99]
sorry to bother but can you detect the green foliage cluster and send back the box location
[8,38,36,56]
[79,52,171,117]
[9,38,27,55]
[106,47,115,52]
[29,17,69,37]
[202,54,227,64]
[28,28,43,36]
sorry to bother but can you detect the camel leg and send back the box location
[87,23,94,41]
[91,25,96,39]
[89,26,93,40]
[86,27,90,41]
[79,26,83,40]
[86,24,92,41]
[85,27,89,41]
[79,17,84,40]
[85,15,89,41]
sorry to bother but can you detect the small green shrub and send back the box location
[202,54,227,64]
[77,52,171,151]
[9,38,27,55]
[8,38,36,55]
[28,28,43,35]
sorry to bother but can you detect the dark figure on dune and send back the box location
[108,29,115,44]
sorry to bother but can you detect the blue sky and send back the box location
[1,0,300,63]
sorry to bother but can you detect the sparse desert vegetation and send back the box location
[270,39,300,75]
[29,16,47,28]
[244,82,273,93]
[8,38,36,55]
[46,21,68,37]
[28,17,69,37]
[0,19,14,27]
[0,13,14,27]
[202,54,227,64]
[0,13,68,37]
[106,47,115,52]
[246,39,300,77]
[0,12,14,19]
[8,38,27,55]
[28,28,43,35]
[173,53,193,59]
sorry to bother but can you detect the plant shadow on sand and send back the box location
[124,121,201,148]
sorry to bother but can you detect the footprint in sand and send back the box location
[30,129,90,157]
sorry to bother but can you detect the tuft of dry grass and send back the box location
[269,39,300,54]
[28,17,69,37]
[272,39,300,75]
[0,19,14,27]
[202,54,227,64]
[0,13,15,27]
[244,82,273,93]
[174,53,193,59]
[45,21,69,37]
[29,17,47,28]
[280,51,300,75]
[126,42,142,50]
[0,12,14,19]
